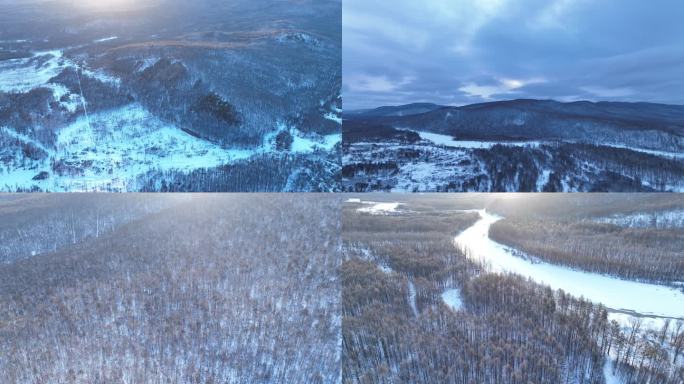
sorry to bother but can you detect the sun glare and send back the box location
[496,193,519,200]
[68,0,146,11]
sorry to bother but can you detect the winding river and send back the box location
[455,210,684,320]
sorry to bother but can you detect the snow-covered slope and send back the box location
[1,104,340,191]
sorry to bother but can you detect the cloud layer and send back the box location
[343,0,684,109]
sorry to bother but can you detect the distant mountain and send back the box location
[344,102,443,118]
[347,99,684,152]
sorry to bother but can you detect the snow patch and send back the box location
[441,288,463,311]
[265,122,340,153]
[596,210,684,229]
[536,169,551,191]
[0,50,68,94]
[603,359,623,384]
[94,36,118,43]
[413,130,541,149]
[357,202,403,215]
[1,126,52,154]
[407,280,419,317]
[82,67,121,87]
[0,48,122,99]
[599,142,684,160]
[324,112,342,125]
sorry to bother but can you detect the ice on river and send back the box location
[455,210,684,320]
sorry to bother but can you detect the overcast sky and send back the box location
[343,0,684,109]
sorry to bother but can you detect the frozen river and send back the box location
[455,210,684,320]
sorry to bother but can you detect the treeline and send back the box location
[134,151,340,192]
[490,217,684,284]
[0,195,341,383]
[342,252,608,383]
[570,144,684,192]
[474,144,556,192]
[0,194,185,264]
[342,139,684,192]
[475,143,684,192]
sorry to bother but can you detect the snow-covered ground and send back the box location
[343,139,684,192]
[324,112,342,125]
[599,142,684,160]
[407,280,419,317]
[413,130,541,149]
[0,48,121,110]
[603,359,623,384]
[94,36,118,43]
[413,130,684,159]
[1,104,341,191]
[441,288,463,311]
[455,210,684,321]
[596,210,684,229]
[0,50,70,95]
[343,141,488,192]
[356,201,403,215]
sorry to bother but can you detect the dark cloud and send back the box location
[343,0,684,109]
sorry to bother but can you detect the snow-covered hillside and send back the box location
[1,104,340,191]
[342,132,684,192]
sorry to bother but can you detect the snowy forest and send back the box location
[2,193,683,383]
[0,194,341,383]
[0,0,341,192]
[343,194,684,384]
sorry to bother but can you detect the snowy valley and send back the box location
[343,194,684,384]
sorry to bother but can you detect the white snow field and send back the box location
[596,210,684,229]
[603,359,624,384]
[414,130,541,149]
[441,288,463,311]
[0,48,117,101]
[407,280,419,317]
[454,210,684,321]
[1,105,340,191]
[599,142,684,160]
[0,50,69,95]
[414,129,684,160]
[356,201,403,215]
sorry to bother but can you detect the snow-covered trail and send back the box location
[407,280,419,317]
[454,210,684,320]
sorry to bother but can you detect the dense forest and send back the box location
[488,194,684,285]
[0,194,188,263]
[134,151,341,192]
[2,194,682,383]
[343,196,684,384]
[342,139,684,193]
[0,194,341,383]
[490,217,684,285]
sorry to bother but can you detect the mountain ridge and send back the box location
[344,99,684,152]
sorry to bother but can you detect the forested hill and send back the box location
[347,99,684,152]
